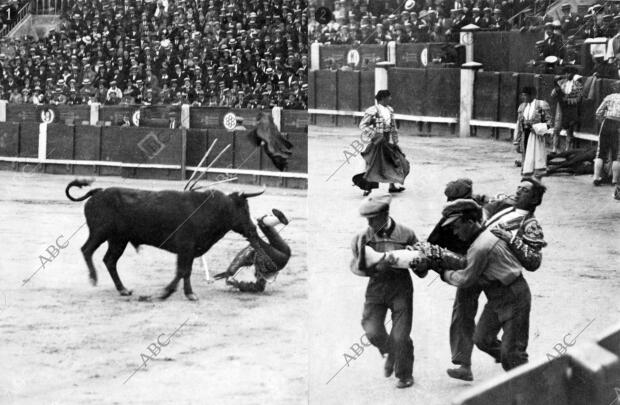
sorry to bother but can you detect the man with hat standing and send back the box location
[551,67,583,153]
[350,193,418,388]
[492,9,511,31]
[560,3,580,36]
[472,8,487,28]
[353,90,409,196]
[541,21,565,61]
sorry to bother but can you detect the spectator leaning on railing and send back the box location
[0,0,308,110]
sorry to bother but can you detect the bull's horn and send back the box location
[240,186,266,199]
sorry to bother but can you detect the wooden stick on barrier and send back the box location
[184,138,217,190]
[180,129,186,181]
[188,143,231,190]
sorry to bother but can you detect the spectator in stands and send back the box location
[491,8,511,31]
[0,0,308,109]
[310,0,522,49]
[471,8,485,28]
[560,3,581,36]
[551,67,584,153]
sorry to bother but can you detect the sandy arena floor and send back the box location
[0,173,307,405]
[308,126,620,405]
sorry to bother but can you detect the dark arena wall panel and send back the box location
[498,72,519,123]
[232,130,262,172]
[336,70,360,112]
[315,70,338,110]
[73,126,102,161]
[426,68,460,117]
[0,122,20,158]
[18,122,40,158]
[359,70,376,110]
[46,123,74,160]
[389,68,427,116]
[474,71,501,121]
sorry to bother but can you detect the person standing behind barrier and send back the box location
[350,193,418,389]
[353,90,410,196]
[551,67,584,153]
[593,86,620,189]
[515,87,552,177]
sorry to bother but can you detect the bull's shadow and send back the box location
[65,179,275,301]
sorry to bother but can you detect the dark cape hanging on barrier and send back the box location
[246,111,293,171]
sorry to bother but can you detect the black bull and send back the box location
[65,179,274,301]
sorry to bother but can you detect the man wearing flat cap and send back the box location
[421,178,546,380]
[350,193,418,388]
[413,178,547,377]
[353,90,410,195]
[427,178,489,255]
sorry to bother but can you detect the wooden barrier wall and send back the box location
[395,42,464,68]
[1,104,309,134]
[473,31,543,73]
[310,65,610,143]
[454,322,620,405]
[473,72,618,135]
[318,44,387,70]
[0,119,308,188]
[318,33,543,73]
[310,68,460,118]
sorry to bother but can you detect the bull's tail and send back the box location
[65,179,102,202]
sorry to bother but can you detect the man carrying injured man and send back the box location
[364,178,547,379]
[350,192,418,388]
[214,209,291,293]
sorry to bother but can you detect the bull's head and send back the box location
[228,187,277,272]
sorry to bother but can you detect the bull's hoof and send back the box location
[119,288,133,296]
[158,288,175,300]
[89,277,97,286]
[185,293,199,301]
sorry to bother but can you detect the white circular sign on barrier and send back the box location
[40,108,55,123]
[420,47,428,67]
[223,112,238,130]
[347,49,360,67]
[132,110,141,127]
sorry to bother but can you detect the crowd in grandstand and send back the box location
[308,0,620,79]
[0,0,308,109]
[528,1,620,77]
[309,0,518,45]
